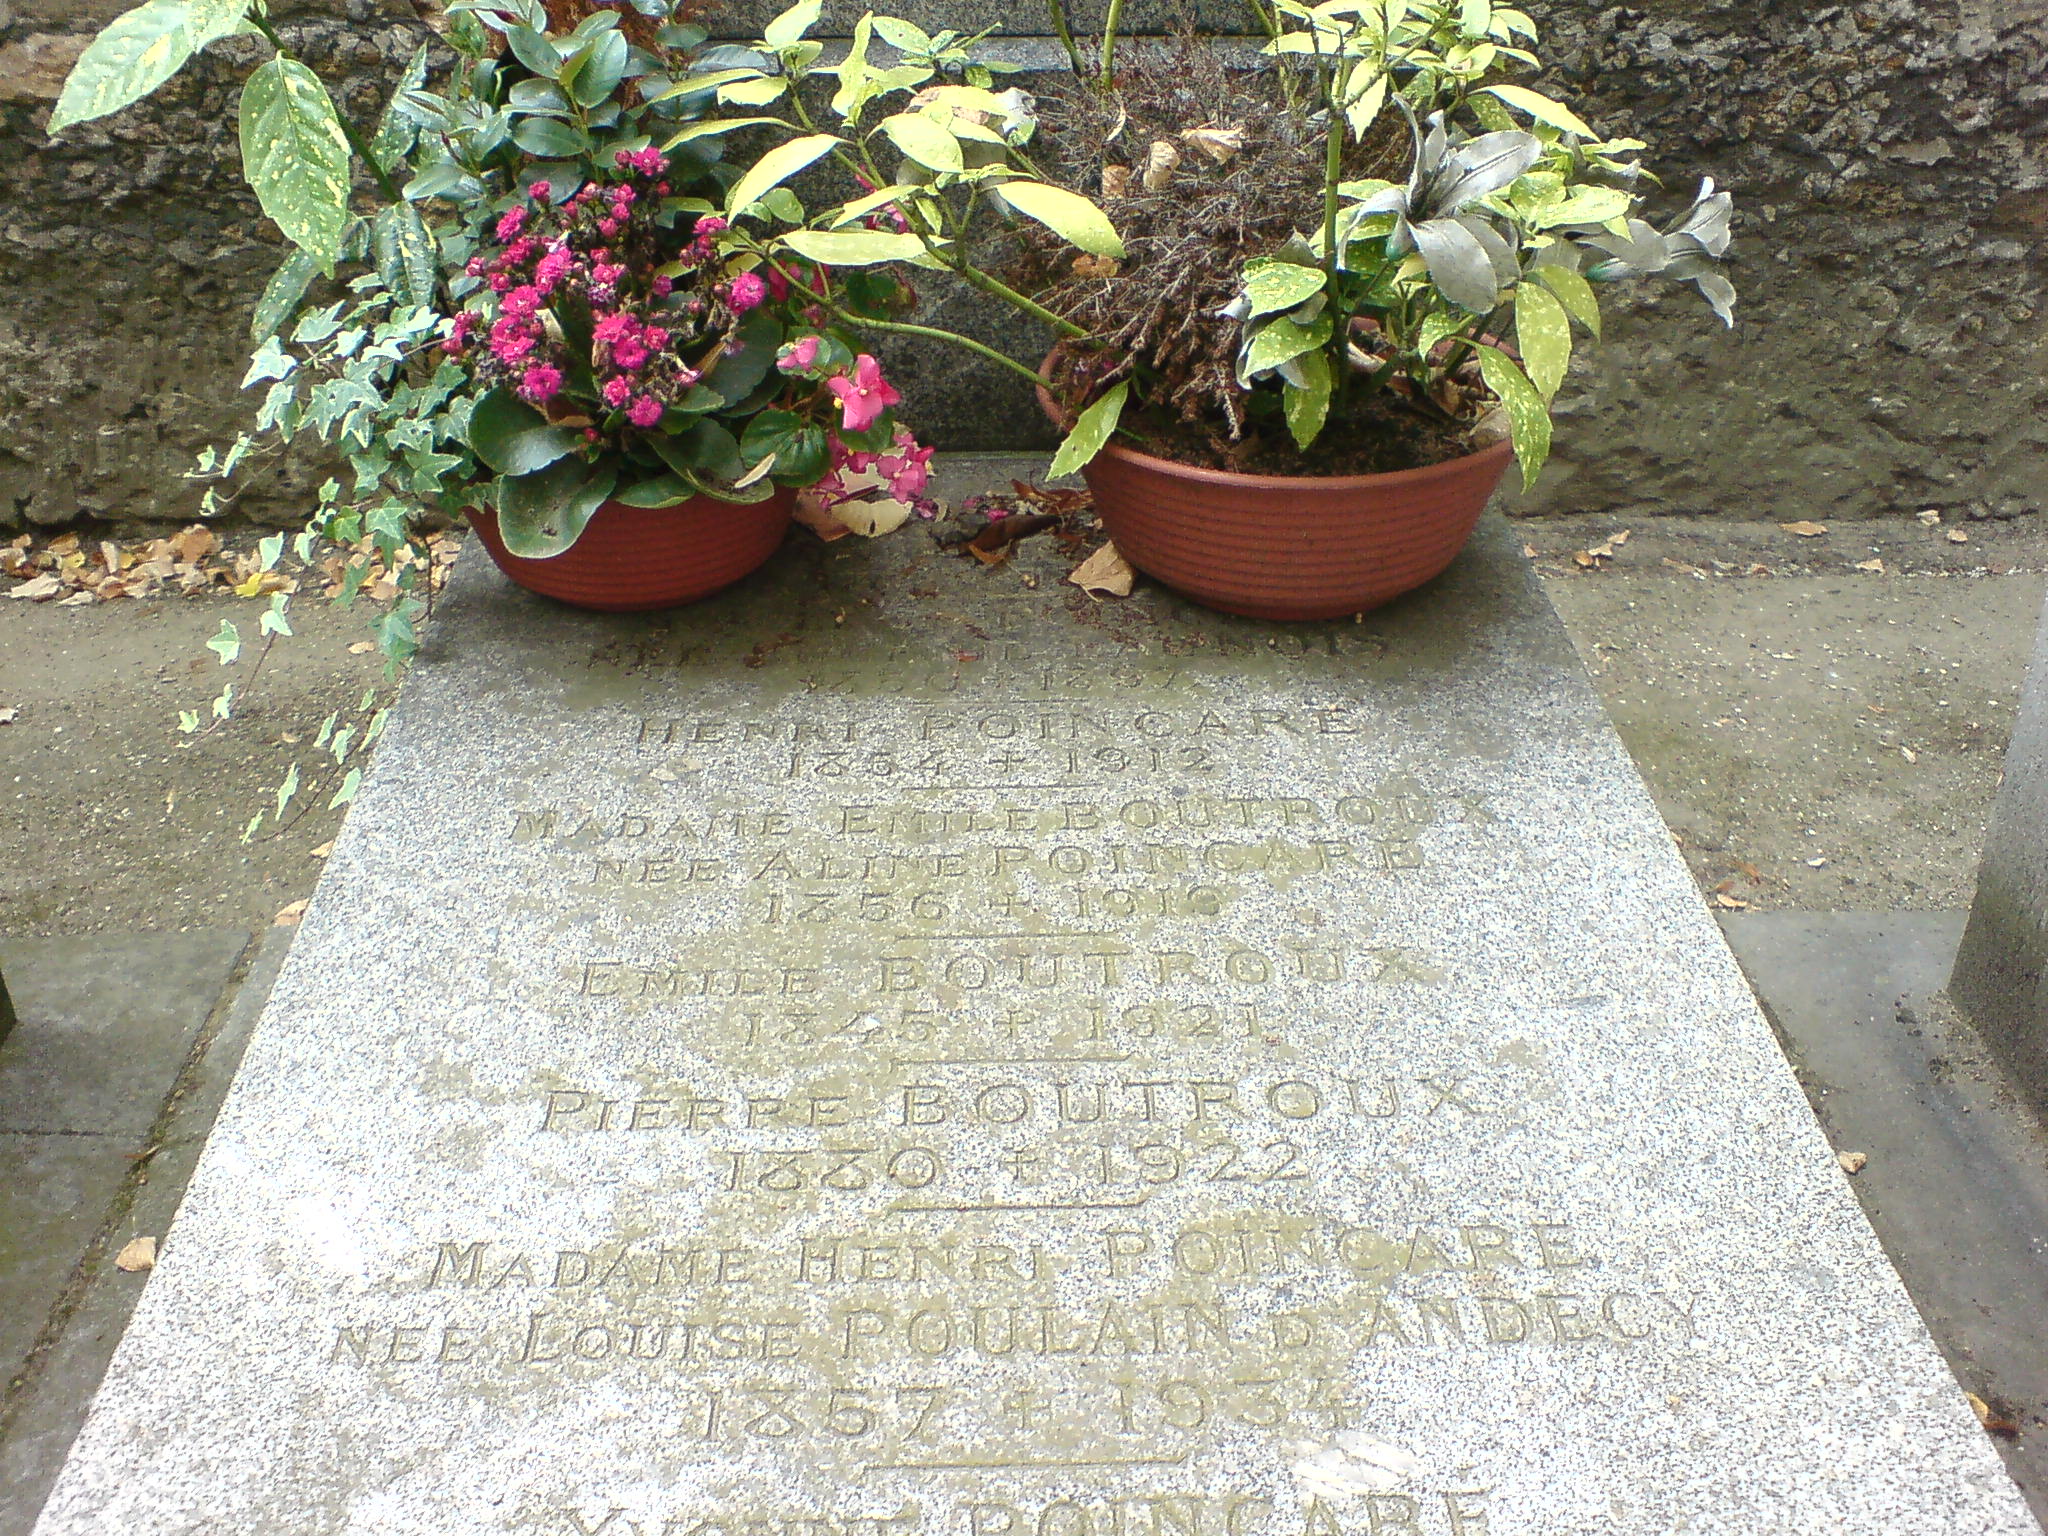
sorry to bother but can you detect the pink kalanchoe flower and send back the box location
[517,365,563,404]
[777,335,822,373]
[495,206,528,242]
[465,255,489,278]
[528,180,552,203]
[652,275,674,298]
[602,376,634,409]
[489,318,536,364]
[599,218,624,240]
[593,312,638,345]
[501,285,543,323]
[533,248,572,294]
[694,215,728,236]
[632,146,666,175]
[728,272,768,313]
[488,273,515,293]
[628,396,665,429]
[612,338,650,373]
[765,268,790,301]
[828,355,901,434]
[609,184,636,208]
[642,326,670,351]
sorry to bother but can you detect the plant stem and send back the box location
[248,15,404,205]
[1098,0,1127,89]
[1044,0,1087,76]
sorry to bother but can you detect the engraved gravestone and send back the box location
[33,520,2035,1535]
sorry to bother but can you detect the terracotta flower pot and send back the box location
[1038,369,1512,622]
[467,489,794,613]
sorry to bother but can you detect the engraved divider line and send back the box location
[888,1197,1152,1214]
[887,1054,1134,1067]
[861,1454,1192,1474]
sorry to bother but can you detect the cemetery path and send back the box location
[2,493,2046,940]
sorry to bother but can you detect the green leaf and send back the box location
[778,228,931,267]
[829,13,877,123]
[206,619,241,666]
[495,460,617,558]
[240,57,353,269]
[1478,347,1552,491]
[649,68,768,105]
[612,473,698,508]
[329,767,363,810]
[1283,349,1333,450]
[1242,256,1327,319]
[719,75,789,107]
[1242,312,1333,380]
[1482,83,1595,139]
[996,180,1124,259]
[504,24,561,79]
[871,16,933,53]
[179,709,201,734]
[372,203,438,310]
[1048,381,1128,479]
[250,248,319,343]
[568,27,628,108]
[1514,281,1572,400]
[1344,70,1387,141]
[1418,308,1469,357]
[727,133,840,216]
[762,0,823,48]
[369,43,430,172]
[468,388,577,477]
[879,110,963,173]
[664,115,788,147]
[49,0,253,134]
[274,761,301,822]
[513,116,590,159]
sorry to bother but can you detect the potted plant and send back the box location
[1013,0,1737,620]
[50,0,939,623]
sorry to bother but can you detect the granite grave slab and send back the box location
[32,520,2036,1535]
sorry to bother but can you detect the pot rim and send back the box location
[1035,356,1513,495]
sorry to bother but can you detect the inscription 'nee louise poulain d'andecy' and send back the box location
[32,538,2036,1536]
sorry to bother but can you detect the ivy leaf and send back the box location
[495,460,618,558]
[329,767,363,810]
[50,0,253,134]
[372,203,439,310]
[274,761,301,822]
[995,180,1125,259]
[240,57,353,269]
[468,388,577,476]
[1048,381,1128,479]
[1514,281,1572,400]
[1242,256,1327,319]
[1283,348,1333,450]
[250,248,319,344]
[726,133,841,217]
[205,619,242,666]
[1478,347,1552,491]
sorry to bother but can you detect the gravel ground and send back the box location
[4,511,2046,939]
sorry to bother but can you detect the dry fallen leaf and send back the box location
[1101,164,1131,199]
[1779,521,1828,537]
[1916,509,1942,526]
[1853,558,1885,573]
[1947,528,1969,544]
[310,841,335,859]
[1180,125,1246,164]
[1838,1151,1868,1175]
[1901,746,1919,764]
[170,524,217,564]
[1142,139,1181,192]
[1068,541,1136,598]
[1710,892,1752,910]
[7,573,63,601]
[791,493,853,543]
[1968,1393,2021,1439]
[273,899,310,927]
[832,496,914,539]
[55,589,96,607]
[1071,253,1122,279]
[347,640,376,655]
[115,1236,157,1272]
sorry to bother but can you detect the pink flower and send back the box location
[591,261,627,287]
[778,336,822,373]
[609,184,636,209]
[652,275,674,298]
[602,376,634,409]
[505,237,537,265]
[729,272,768,313]
[828,355,900,434]
[529,180,552,203]
[501,285,543,323]
[641,326,670,350]
[489,318,536,364]
[628,396,665,429]
[517,365,563,404]
[495,206,527,242]
[599,217,624,240]
[694,215,728,237]
[593,312,639,346]
[534,249,572,293]
[880,431,935,497]
[612,338,650,372]
[617,147,665,176]
[766,267,790,301]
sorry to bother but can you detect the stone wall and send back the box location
[0,0,2041,529]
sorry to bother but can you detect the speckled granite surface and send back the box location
[32,519,2037,1535]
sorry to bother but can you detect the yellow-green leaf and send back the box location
[1284,349,1333,450]
[779,229,936,266]
[1049,382,1129,479]
[1478,347,1552,491]
[994,180,1125,259]
[1483,83,1595,138]
[719,75,789,107]
[726,133,841,217]
[878,110,963,173]
[240,57,352,269]
[50,0,252,134]
[1534,262,1602,338]
[1514,282,1571,400]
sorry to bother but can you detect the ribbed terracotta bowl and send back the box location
[468,489,793,613]
[1039,373,1511,622]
